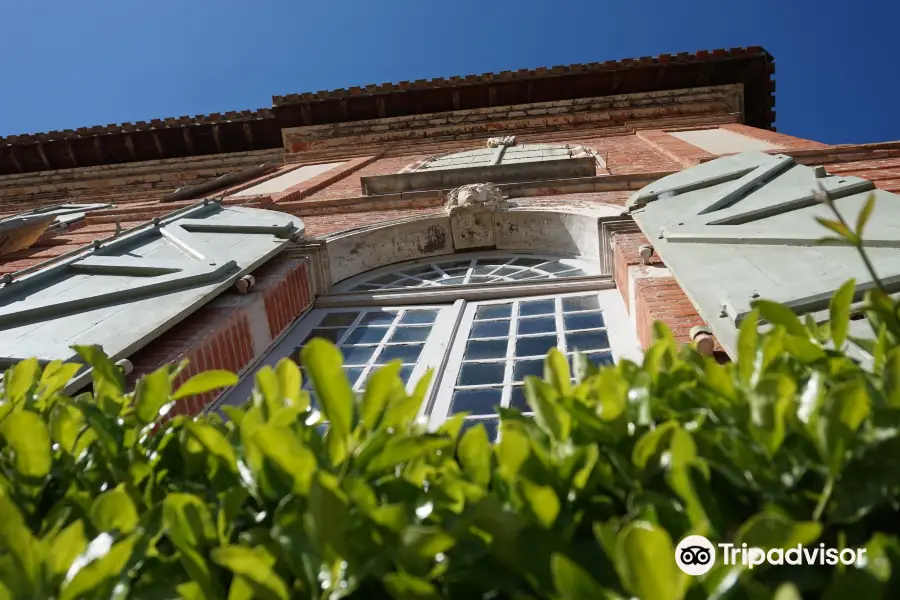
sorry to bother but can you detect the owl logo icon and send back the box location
[675,535,716,576]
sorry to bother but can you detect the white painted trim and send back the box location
[626,264,672,331]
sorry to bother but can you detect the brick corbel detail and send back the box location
[611,230,724,356]
[127,253,315,417]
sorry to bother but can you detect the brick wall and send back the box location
[127,254,315,416]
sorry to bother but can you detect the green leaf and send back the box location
[90,484,139,534]
[496,424,530,480]
[830,279,856,349]
[749,375,796,455]
[614,521,682,600]
[173,370,238,400]
[360,361,403,429]
[815,217,858,243]
[186,422,238,473]
[383,573,441,600]
[210,546,289,600]
[551,553,615,600]
[632,421,679,470]
[519,480,560,529]
[73,344,125,399]
[772,583,803,600]
[300,339,354,465]
[736,309,760,386]
[751,300,806,337]
[458,423,491,487]
[544,347,572,396]
[253,366,280,417]
[0,410,51,478]
[735,512,822,549]
[884,347,900,408]
[134,366,173,423]
[274,358,306,410]
[48,520,88,579]
[364,435,451,476]
[37,361,83,403]
[306,472,350,558]
[856,192,876,237]
[163,493,218,548]
[60,534,137,600]
[6,358,39,403]
[815,380,871,473]
[523,377,571,441]
[49,404,90,457]
[250,424,317,495]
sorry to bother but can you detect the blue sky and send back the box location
[1,0,897,145]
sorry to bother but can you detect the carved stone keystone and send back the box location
[486,136,516,148]
[444,182,508,250]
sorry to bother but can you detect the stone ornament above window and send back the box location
[486,136,517,148]
[444,183,508,216]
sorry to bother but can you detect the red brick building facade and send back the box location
[2,47,897,427]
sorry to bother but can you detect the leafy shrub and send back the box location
[1,193,900,599]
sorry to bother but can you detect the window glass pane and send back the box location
[536,261,573,274]
[514,335,558,358]
[467,276,495,285]
[378,344,425,364]
[464,339,507,361]
[570,350,614,369]
[471,320,511,338]
[513,359,543,382]
[345,254,600,291]
[345,367,365,388]
[436,276,466,286]
[566,330,610,352]
[400,310,438,325]
[450,388,502,415]
[360,311,396,325]
[303,328,347,345]
[342,345,378,365]
[563,311,606,331]
[343,326,390,346]
[318,312,358,327]
[509,386,532,413]
[458,362,505,386]
[389,326,431,343]
[517,316,555,335]
[519,299,555,317]
[562,295,599,312]
[475,304,512,320]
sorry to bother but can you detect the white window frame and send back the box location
[333,250,603,293]
[213,252,642,434]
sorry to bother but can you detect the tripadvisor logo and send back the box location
[675,535,867,576]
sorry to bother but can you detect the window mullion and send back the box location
[418,299,468,425]
[426,299,472,429]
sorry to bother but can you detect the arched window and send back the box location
[219,249,640,440]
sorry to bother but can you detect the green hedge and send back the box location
[2,193,900,599]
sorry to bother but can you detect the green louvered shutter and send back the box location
[0,202,303,368]
[627,151,900,363]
